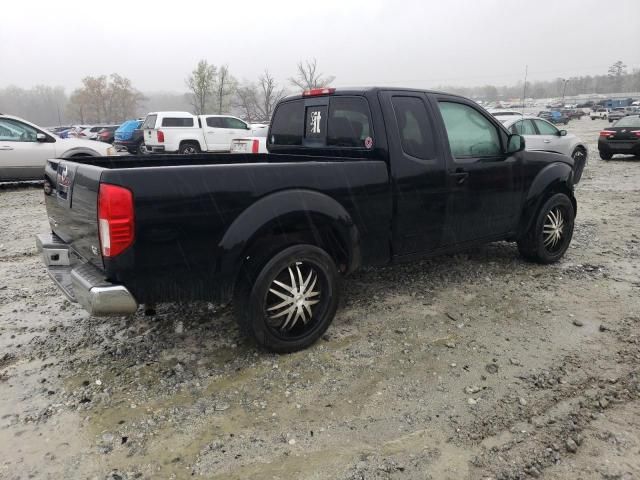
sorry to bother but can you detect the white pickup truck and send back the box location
[589,108,609,120]
[143,111,256,154]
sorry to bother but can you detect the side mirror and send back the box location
[36,133,47,142]
[559,130,567,136]
[507,134,525,154]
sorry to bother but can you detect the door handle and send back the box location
[0,146,14,150]
[451,170,469,185]
[543,140,551,143]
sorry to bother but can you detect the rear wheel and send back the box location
[180,141,200,154]
[599,151,612,161]
[234,244,339,353]
[517,193,574,264]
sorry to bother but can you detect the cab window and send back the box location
[438,102,502,158]
[270,101,304,146]
[327,97,372,148]
[223,117,248,129]
[391,96,435,159]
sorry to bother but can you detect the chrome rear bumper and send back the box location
[36,233,138,316]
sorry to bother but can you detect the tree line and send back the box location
[439,61,640,101]
[1,60,638,126]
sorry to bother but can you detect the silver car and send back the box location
[498,115,588,182]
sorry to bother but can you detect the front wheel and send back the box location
[571,147,587,183]
[517,193,575,264]
[234,245,339,353]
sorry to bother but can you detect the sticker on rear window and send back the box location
[364,136,373,149]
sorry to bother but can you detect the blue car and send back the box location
[114,119,145,154]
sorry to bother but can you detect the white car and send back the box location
[230,125,269,154]
[77,125,107,140]
[500,115,588,182]
[143,111,255,154]
[0,114,116,181]
[488,109,524,118]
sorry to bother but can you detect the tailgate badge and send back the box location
[91,245,99,255]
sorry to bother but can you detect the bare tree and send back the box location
[107,74,146,122]
[235,83,259,122]
[214,65,237,114]
[186,60,217,114]
[289,58,335,91]
[256,70,286,121]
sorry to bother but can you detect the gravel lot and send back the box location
[1,117,639,480]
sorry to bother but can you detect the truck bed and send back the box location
[43,153,392,304]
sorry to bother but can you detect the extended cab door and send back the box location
[379,91,449,256]
[433,96,522,244]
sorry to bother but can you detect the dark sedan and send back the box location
[598,115,640,160]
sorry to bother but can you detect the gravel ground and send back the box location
[1,117,639,480]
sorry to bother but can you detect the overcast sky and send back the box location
[1,0,639,92]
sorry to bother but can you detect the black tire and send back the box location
[571,147,587,183]
[517,193,574,264]
[599,151,612,161]
[179,141,200,154]
[234,244,339,353]
[138,143,147,155]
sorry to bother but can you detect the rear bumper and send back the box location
[598,140,640,155]
[36,233,138,316]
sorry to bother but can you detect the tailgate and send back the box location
[44,159,104,268]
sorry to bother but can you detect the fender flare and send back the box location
[60,147,101,157]
[518,162,576,237]
[178,138,204,151]
[218,189,361,287]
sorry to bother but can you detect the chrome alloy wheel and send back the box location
[266,262,320,332]
[543,207,564,251]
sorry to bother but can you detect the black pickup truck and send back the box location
[37,87,580,352]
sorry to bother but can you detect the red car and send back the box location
[97,125,119,144]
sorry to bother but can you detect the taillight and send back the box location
[251,139,259,153]
[157,130,165,142]
[599,130,616,138]
[631,130,640,137]
[302,87,336,97]
[98,183,134,257]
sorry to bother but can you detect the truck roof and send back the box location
[283,86,463,101]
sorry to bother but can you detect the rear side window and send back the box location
[161,117,194,127]
[391,96,435,159]
[142,115,157,129]
[270,101,304,145]
[206,117,223,128]
[327,97,372,148]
